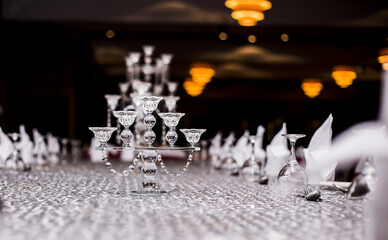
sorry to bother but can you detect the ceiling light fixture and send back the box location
[301,79,323,98]
[280,33,289,42]
[225,0,272,27]
[378,48,388,70]
[183,78,204,97]
[332,65,357,88]
[189,63,215,86]
[184,63,215,97]
[219,32,228,40]
[105,30,115,39]
[248,35,256,43]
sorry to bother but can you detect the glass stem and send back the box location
[116,120,121,145]
[107,106,111,127]
[121,92,126,109]
[250,141,255,165]
[162,122,166,146]
[290,141,298,165]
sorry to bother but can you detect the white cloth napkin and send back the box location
[232,130,250,167]
[254,125,266,165]
[89,137,101,162]
[209,131,222,158]
[266,123,289,178]
[18,125,34,165]
[303,114,335,183]
[0,127,13,166]
[32,129,48,154]
[220,132,235,160]
[47,133,60,165]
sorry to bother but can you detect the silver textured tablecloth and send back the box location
[0,163,364,240]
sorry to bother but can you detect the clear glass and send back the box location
[221,138,239,176]
[277,134,308,195]
[161,53,173,84]
[164,96,180,112]
[140,96,163,114]
[61,138,68,164]
[241,136,261,181]
[136,81,152,95]
[118,82,130,109]
[348,156,377,199]
[112,111,138,148]
[5,133,28,171]
[104,94,121,127]
[140,96,163,147]
[180,129,206,147]
[89,127,117,148]
[130,92,142,108]
[158,113,185,147]
[167,82,178,95]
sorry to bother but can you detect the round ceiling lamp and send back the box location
[189,63,215,86]
[332,65,357,88]
[225,0,272,27]
[183,78,204,97]
[378,48,388,70]
[301,79,323,98]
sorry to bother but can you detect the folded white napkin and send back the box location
[47,133,60,165]
[18,125,34,165]
[0,127,13,165]
[32,129,49,165]
[322,121,388,169]
[220,132,235,160]
[209,131,222,158]
[89,137,101,162]
[266,123,289,178]
[232,130,250,167]
[254,125,266,165]
[303,114,335,183]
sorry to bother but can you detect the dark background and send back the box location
[1,0,387,147]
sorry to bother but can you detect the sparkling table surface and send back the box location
[0,163,365,240]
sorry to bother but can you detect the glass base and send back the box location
[130,189,168,196]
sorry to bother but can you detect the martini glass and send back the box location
[153,83,164,96]
[113,111,138,148]
[164,96,180,112]
[158,113,185,147]
[136,81,152,95]
[167,82,178,96]
[277,134,308,195]
[118,82,130,109]
[5,133,28,171]
[104,94,121,127]
[140,96,163,147]
[89,127,117,148]
[180,129,206,147]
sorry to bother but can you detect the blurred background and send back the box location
[1,0,387,146]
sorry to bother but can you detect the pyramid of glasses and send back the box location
[90,45,206,195]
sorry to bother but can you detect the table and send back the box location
[0,163,365,240]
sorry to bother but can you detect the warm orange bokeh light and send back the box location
[183,78,204,97]
[332,66,357,88]
[189,63,215,85]
[225,0,272,26]
[378,48,388,70]
[301,79,323,98]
